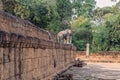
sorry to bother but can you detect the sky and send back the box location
[95,0,120,8]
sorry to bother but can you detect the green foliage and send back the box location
[56,0,72,19]
[91,3,120,52]
[56,0,72,30]
[71,16,89,29]
[71,16,93,50]
[91,25,110,52]
[2,0,16,14]
[109,15,120,50]
[72,0,96,17]
[14,2,30,19]
[72,38,86,51]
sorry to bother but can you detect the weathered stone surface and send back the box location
[0,10,76,80]
[64,63,120,80]
[0,11,56,42]
[76,51,120,63]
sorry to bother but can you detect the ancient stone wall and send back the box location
[0,11,55,42]
[76,51,120,63]
[0,11,76,80]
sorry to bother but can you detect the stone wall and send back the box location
[76,51,120,63]
[0,11,76,80]
[0,11,55,42]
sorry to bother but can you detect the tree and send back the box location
[109,15,120,50]
[70,0,96,51]
[56,0,72,30]
[72,0,96,17]
[71,16,93,50]
[91,2,120,51]
[2,0,16,14]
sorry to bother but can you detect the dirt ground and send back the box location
[65,63,120,80]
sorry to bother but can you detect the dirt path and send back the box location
[65,63,120,80]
